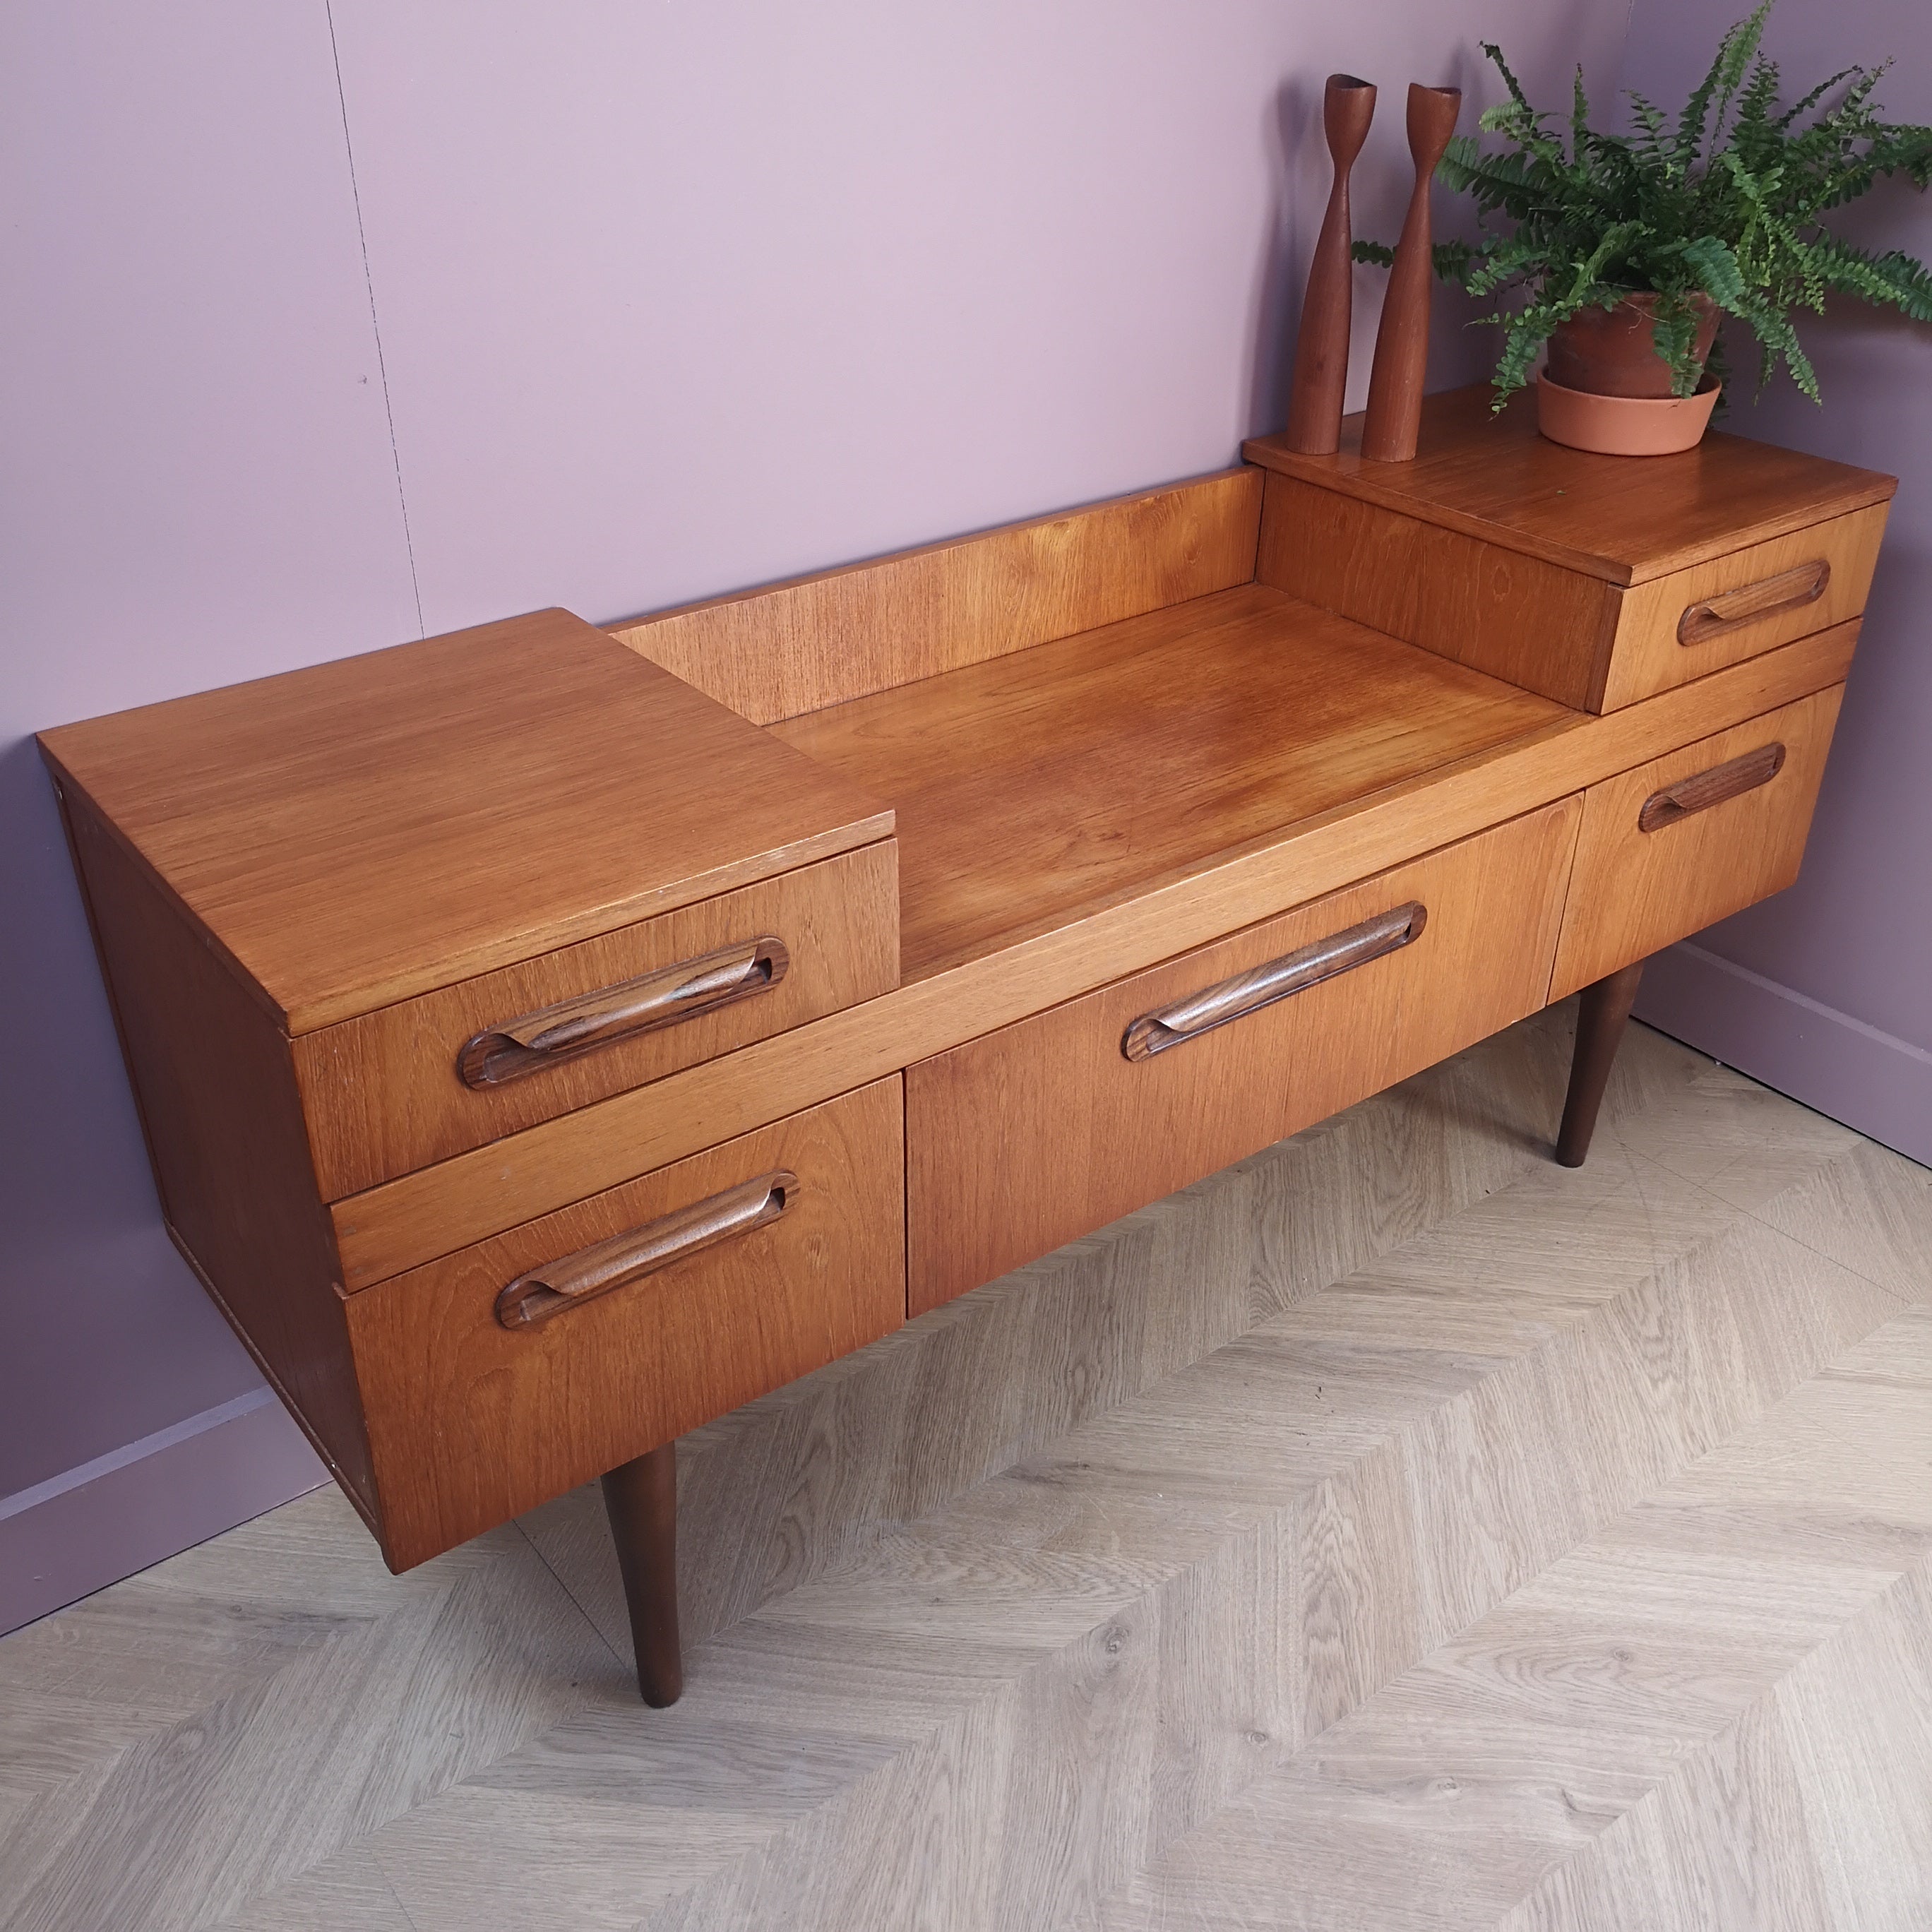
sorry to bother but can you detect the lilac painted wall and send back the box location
[1,2,420,1612]
[3,1,1634,1628]
[1620,0,1932,1161]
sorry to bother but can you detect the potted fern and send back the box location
[1359,3,1932,454]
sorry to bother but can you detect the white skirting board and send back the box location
[1636,939,1932,1169]
[0,1388,325,1636]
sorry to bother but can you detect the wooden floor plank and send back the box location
[1090,1315,1932,1932]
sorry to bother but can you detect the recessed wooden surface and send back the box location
[37,608,894,1032]
[345,1076,905,1571]
[294,839,899,1200]
[1244,386,1895,585]
[1551,685,1844,1000]
[608,469,1263,724]
[906,801,1578,1311]
[10,1014,1928,1932]
[773,582,1568,980]
[332,621,1860,1287]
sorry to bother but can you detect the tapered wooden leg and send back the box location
[1556,959,1647,1168]
[600,1441,683,1706]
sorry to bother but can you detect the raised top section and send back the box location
[773,581,1568,979]
[1244,386,1895,586]
[40,609,894,1033]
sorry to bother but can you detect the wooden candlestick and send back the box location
[1361,83,1461,463]
[1284,75,1377,456]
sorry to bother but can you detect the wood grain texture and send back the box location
[1637,741,1786,833]
[1602,501,1888,710]
[1284,76,1376,457]
[1551,686,1844,1000]
[1102,1362,1932,1932]
[607,470,1264,724]
[345,1077,905,1570]
[1119,900,1426,1063]
[1359,85,1461,464]
[630,1008,1623,1674]
[602,1444,684,1707]
[907,802,1578,1310]
[1501,1562,1932,1932]
[1244,385,1896,585]
[8,1011,1926,1932]
[294,839,898,1200]
[455,936,792,1087]
[330,622,1859,1288]
[1256,469,1623,710]
[1678,560,1831,646]
[492,1169,798,1332]
[774,582,1567,980]
[0,1496,617,1932]
[37,608,894,1032]
[54,794,377,1525]
[1260,476,1883,717]
[1556,960,1647,1167]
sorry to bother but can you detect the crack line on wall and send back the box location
[325,0,426,637]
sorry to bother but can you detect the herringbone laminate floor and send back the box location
[3,1005,1928,1931]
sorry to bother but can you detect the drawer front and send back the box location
[1601,506,1885,712]
[1550,686,1843,1000]
[905,801,1580,1315]
[344,1075,905,1570]
[294,840,898,1198]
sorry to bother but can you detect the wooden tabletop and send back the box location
[773,582,1570,980]
[40,609,894,1032]
[1243,386,1895,585]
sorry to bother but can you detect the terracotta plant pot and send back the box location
[1544,292,1721,398]
[1536,370,1722,456]
[1537,292,1723,455]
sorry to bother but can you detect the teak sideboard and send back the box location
[41,389,1894,1704]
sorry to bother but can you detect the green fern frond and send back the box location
[1775,65,1859,130]
[1811,238,1932,318]
[1346,1,1932,408]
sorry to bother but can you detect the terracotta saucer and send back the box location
[1536,370,1721,456]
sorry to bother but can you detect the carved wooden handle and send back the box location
[1121,902,1427,1063]
[1638,743,1787,833]
[1678,561,1830,647]
[495,1169,798,1330]
[460,936,789,1087]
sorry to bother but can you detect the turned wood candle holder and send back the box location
[1283,74,1377,456]
[1361,83,1461,463]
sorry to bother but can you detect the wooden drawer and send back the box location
[905,800,1580,1314]
[1599,506,1885,711]
[294,841,898,1198]
[1257,476,1883,715]
[343,1075,905,1570]
[1550,686,1842,1000]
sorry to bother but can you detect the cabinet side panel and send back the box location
[57,794,377,1520]
[1256,470,1619,711]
